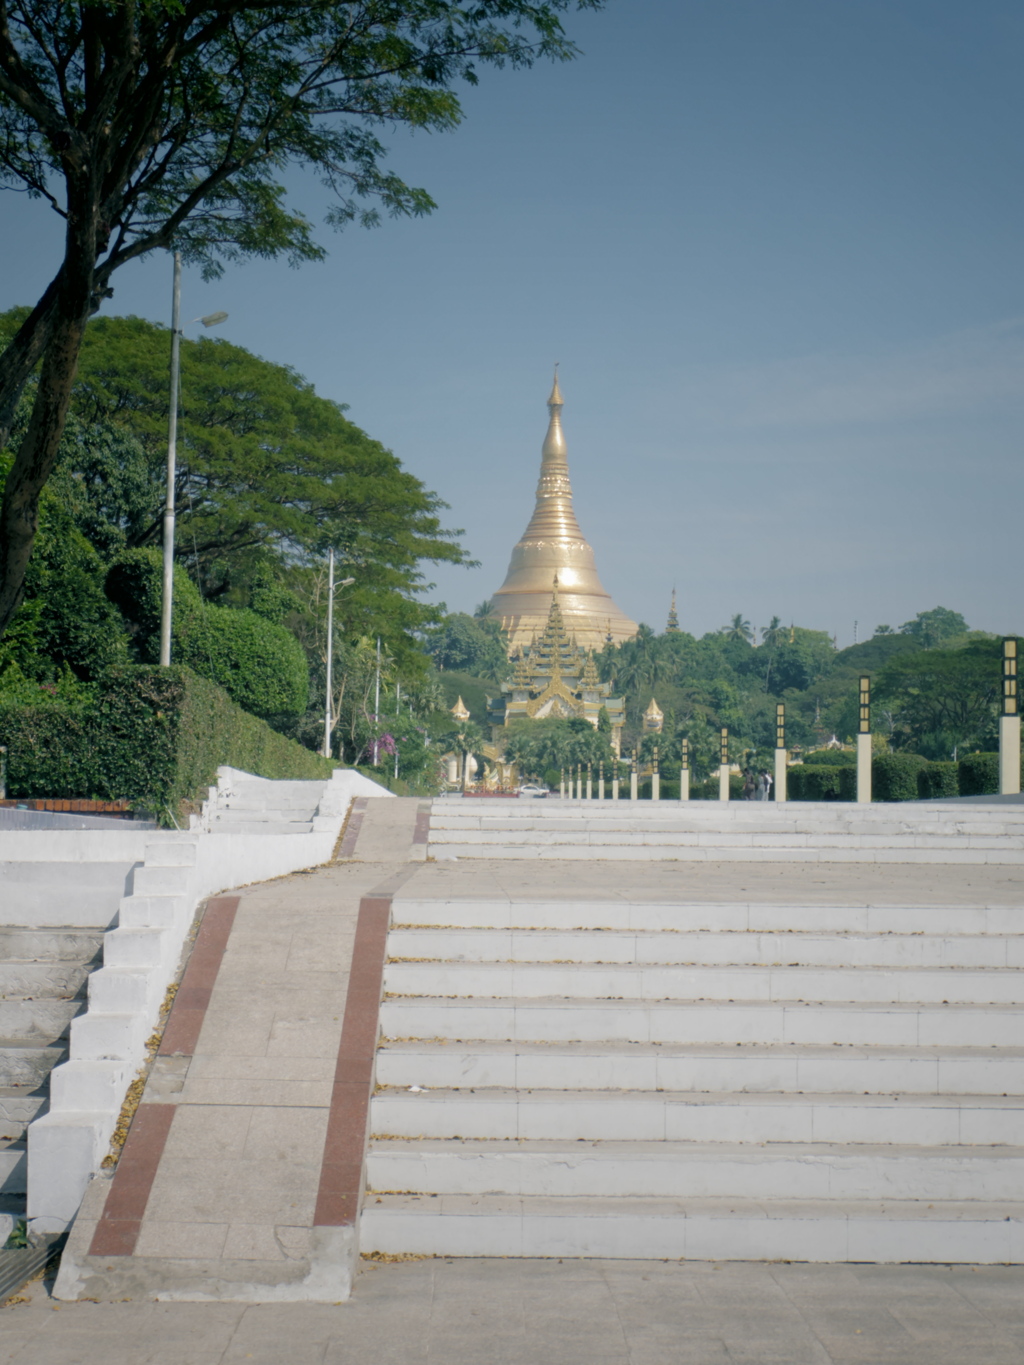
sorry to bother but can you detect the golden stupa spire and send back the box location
[488,370,638,655]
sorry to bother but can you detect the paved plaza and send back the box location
[6,1254,1024,1363]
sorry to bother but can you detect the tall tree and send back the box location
[899,607,969,650]
[0,0,602,637]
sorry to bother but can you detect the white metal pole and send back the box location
[160,252,182,666]
[322,548,335,758]
[373,636,381,764]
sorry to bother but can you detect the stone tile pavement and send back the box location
[6,1256,1024,1363]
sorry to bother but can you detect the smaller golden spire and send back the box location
[580,650,600,690]
[451,696,470,723]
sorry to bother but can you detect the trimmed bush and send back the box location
[788,764,854,801]
[918,762,959,800]
[105,549,308,717]
[872,752,928,802]
[958,752,999,797]
[800,750,856,767]
[0,664,333,816]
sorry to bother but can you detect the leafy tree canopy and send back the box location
[899,607,969,649]
[0,0,603,637]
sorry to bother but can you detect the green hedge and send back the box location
[958,752,999,797]
[872,752,929,802]
[0,664,333,817]
[800,750,856,767]
[918,761,959,799]
[787,764,855,800]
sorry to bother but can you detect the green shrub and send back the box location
[918,762,959,799]
[788,764,854,800]
[801,749,856,766]
[105,549,308,717]
[690,773,745,800]
[872,752,928,801]
[958,752,999,797]
[0,665,333,816]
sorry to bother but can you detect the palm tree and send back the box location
[723,614,754,644]
[761,616,784,649]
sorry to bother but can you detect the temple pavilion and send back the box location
[487,372,638,654]
[486,582,626,756]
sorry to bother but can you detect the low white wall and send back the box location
[26,767,391,1232]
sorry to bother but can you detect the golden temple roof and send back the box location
[488,373,638,655]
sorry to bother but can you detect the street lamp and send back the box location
[160,251,228,665]
[322,548,355,757]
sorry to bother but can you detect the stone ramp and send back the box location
[339,796,429,861]
[54,861,413,1301]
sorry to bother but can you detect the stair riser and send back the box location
[374,1050,1024,1096]
[366,1151,1024,1201]
[0,1047,65,1088]
[0,932,101,962]
[427,844,1024,863]
[383,962,1024,1005]
[378,1001,1024,1048]
[359,1209,1024,1264]
[391,901,1024,935]
[0,1148,26,1194]
[387,929,1019,969]
[0,1000,81,1043]
[370,1097,1024,1146]
[430,828,1024,850]
[0,1094,47,1137]
[0,964,90,999]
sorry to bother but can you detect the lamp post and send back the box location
[321,548,355,758]
[159,251,227,665]
[719,728,730,801]
[630,750,638,802]
[774,702,787,803]
[680,737,689,802]
[856,675,872,803]
[1000,638,1021,795]
[651,744,660,801]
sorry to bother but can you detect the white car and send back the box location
[518,782,549,798]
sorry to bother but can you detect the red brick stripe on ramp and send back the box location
[314,894,392,1227]
[337,798,369,858]
[159,895,240,1056]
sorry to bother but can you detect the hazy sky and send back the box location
[2,0,1022,644]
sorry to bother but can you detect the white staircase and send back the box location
[427,798,1024,863]
[204,777,327,835]
[360,895,1024,1263]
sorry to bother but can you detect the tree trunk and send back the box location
[0,305,91,636]
[0,273,64,450]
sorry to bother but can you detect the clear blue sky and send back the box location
[2,0,1022,644]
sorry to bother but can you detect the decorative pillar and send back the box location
[1000,638,1021,795]
[586,761,593,801]
[560,768,565,799]
[599,759,605,800]
[679,738,690,802]
[652,745,660,801]
[774,702,787,804]
[856,675,872,804]
[612,763,620,801]
[574,764,580,801]
[630,750,638,802]
[719,728,730,802]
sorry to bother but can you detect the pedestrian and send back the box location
[762,769,773,801]
[755,770,766,800]
[742,768,754,800]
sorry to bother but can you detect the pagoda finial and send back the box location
[548,363,563,408]
[666,588,680,634]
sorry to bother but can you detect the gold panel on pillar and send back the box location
[488,372,638,655]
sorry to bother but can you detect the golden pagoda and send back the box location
[488,372,638,654]
[487,583,626,755]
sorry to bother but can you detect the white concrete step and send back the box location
[429,824,1024,848]
[387,926,1021,968]
[0,930,102,963]
[427,842,1024,863]
[379,997,1024,1048]
[369,1088,1024,1145]
[383,960,1024,1005]
[0,961,92,999]
[207,820,315,836]
[0,1088,47,1138]
[430,800,1024,826]
[391,899,1024,936]
[366,1138,1024,1201]
[361,1193,1024,1263]
[374,1040,1024,1096]
[0,1042,65,1089]
[0,999,82,1045]
[0,1138,26,1194]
